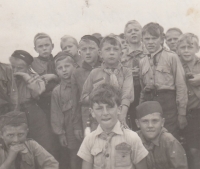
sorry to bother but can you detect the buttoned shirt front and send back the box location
[0,139,58,169]
[78,121,148,169]
[137,128,188,169]
[139,47,188,115]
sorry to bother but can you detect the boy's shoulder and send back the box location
[52,84,61,94]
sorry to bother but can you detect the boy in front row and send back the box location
[51,52,82,169]
[81,35,134,126]
[78,84,148,169]
[0,111,58,169]
[136,101,188,169]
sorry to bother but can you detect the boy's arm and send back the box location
[81,71,94,106]
[139,61,145,104]
[135,157,147,169]
[82,160,93,169]
[30,140,59,169]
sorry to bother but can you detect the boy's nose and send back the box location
[12,135,19,143]
[102,107,109,115]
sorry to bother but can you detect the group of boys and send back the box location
[0,19,199,169]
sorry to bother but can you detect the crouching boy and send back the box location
[51,51,82,169]
[0,111,58,169]
[78,84,148,169]
[136,101,188,169]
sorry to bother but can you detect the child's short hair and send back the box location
[142,22,164,38]
[176,33,199,49]
[124,20,142,33]
[60,35,78,50]
[165,27,183,36]
[89,83,121,108]
[34,33,52,46]
[0,111,28,131]
[54,51,75,66]
[79,35,100,47]
[118,33,125,39]
[100,35,121,49]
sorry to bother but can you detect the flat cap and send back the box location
[11,50,33,65]
[136,101,163,119]
[81,35,100,47]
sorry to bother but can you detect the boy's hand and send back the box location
[59,134,68,147]
[14,72,31,82]
[41,74,57,83]
[8,144,26,159]
[74,130,83,141]
[178,115,188,129]
[131,67,139,73]
[188,74,200,87]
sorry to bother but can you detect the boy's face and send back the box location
[34,38,54,58]
[136,113,164,141]
[101,42,121,66]
[165,31,182,52]
[0,124,28,147]
[62,39,78,57]
[56,58,74,80]
[10,59,29,74]
[143,32,162,54]
[79,40,99,65]
[125,24,142,45]
[91,101,120,132]
[119,38,128,50]
[177,40,198,63]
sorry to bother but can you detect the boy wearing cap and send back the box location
[136,101,188,169]
[177,33,200,169]
[60,35,83,68]
[71,35,101,133]
[9,50,54,157]
[51,52,82,169]
[78,83,148,169]
[139,23,188,138]
[165,28,183,52]
[122,20,147,130]
[0,111,59,169]
[81,35,134,127]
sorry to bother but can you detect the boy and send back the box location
[51,52,82,169]
[0,110,59,169]
[81,35,134,126]
[121,20,147,130]
[71,35,101,133]
[165,28,183,52]
[177,33,200,169]
[0,63,14,115]
[139,23,188,138]
[136,101,188,169]
[78,84,148,169]
[60,35,83,68]
[9,50,54,157]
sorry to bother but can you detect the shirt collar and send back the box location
[138,127,167,147]
[95,121,123,137]
[127,43,143,55]
[150,46,163,58]
[101,62,122,70]
[60,79,71,88]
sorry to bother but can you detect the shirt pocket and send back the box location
[155,66,172,85]
[93,77,105,89]
[91,147,104,168]
[115,149,132,167]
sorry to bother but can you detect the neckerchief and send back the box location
[38,54,56,74]
[82,59,101,71]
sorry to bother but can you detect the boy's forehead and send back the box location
[102,42,121,48]
[56,57,74,67]
[3,124,27,133]
[140,112,161,120]
[125,23,142,32]
[79,39,98,48]
[35,37,52,45]
[166,30,181,37]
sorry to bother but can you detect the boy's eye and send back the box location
[81,48,87,51]
[105,48,111,51]
[127,29,132,34]
[114,48,119,51]
[18,133,24,137]
[8,134,14,137]
[89,47,94,50]
[134,29,139,32]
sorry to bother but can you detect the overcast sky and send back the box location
[0,0,200,63]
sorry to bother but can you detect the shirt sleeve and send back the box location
[171,56,188,115]
[30,140,59,169]
[77,135,93,163]
[168,140,188,169]
[139,61,146,104]
[131,133,148,165]
[121,67,134,107]
[51,87,65,135]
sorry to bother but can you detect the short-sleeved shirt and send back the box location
[137,128,188,169]
[0,139,58,169]
[78,121,148,169]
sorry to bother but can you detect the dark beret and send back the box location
[0,111,27,130]
[11,50,33,65]
[54,51,75,63]
[136,101,163,119]
[81,35,100,47]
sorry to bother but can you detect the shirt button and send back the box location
[106,154,109,158]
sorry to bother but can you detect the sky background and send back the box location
[0,0,200,63]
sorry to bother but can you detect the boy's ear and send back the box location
[34,46,38,53]
[52,43,54,50]
[117,105,122,115]
[161,118,165,128]
[135,119,140,128]
[89,108,96,118]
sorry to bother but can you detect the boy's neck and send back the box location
[129,42,142,51]
[39,55,51,60]
[104,61,119,69]
[61,78,71,84]
[186,56,196,69]
[73,53,80,63]
[101,124,115,133]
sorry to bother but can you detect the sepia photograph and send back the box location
[0,0,200,168]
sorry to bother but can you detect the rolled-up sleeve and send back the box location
[172,56,188,115]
